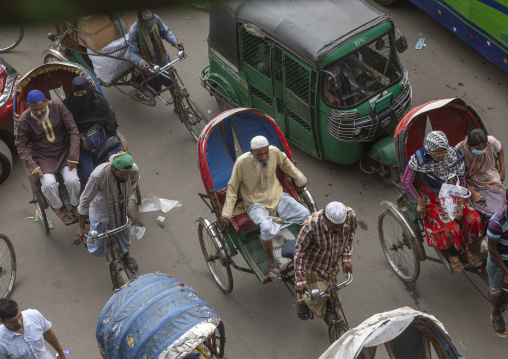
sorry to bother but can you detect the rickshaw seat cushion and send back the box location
[231,213,256,233]
[281,239,296,259]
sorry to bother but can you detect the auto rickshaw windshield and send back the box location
[322,32,403,109]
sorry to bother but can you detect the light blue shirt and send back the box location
[127,15,178,67]
[0,309,53,359]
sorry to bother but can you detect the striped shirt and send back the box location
[294,209,356,287]
[487,207,508,261]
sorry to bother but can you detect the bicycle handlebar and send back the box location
[308,272,353,300]
[84,219,132,244]
[148,49,186,75]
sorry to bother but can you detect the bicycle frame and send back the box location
[84,219,132,264]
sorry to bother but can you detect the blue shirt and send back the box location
[0,309,53,359]
[487,207,508,261]
[127,15,178,67]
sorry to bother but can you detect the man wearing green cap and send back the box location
[77,152,139,272]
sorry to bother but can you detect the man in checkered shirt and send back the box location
[294,202,356,330]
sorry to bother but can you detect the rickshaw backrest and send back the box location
[205,109,287,191]
[394,98,485,171]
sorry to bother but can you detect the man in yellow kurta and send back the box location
[220,136,310,281]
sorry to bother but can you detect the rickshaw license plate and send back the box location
[375,93,393,113]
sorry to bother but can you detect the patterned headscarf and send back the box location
[408,130,465,181]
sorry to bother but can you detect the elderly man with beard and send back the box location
[15,90,81,224]
[77,152,139,273]
[220,136,310,281]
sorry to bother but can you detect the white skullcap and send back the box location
[324,202,348,224]
[250,135,269,150]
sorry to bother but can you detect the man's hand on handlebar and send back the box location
[295,283,307,295]
[77,224,89,242]
[174,41,184,50]
[139,62,149,72]
[342,262,352,274]
[219,216,230,230]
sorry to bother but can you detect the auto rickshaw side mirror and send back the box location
[395,36,408,53]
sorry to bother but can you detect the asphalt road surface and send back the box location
[0,2,507,358]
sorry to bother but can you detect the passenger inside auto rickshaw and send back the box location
[15,90,81,224]
[456,128,506,219]
[63,76,121,184]
[401,130,483,271]
[323,54,383,107]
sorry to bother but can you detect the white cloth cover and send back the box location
[318,307,449,359]
[87,35,132,84]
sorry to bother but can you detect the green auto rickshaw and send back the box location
[200,0,412,183]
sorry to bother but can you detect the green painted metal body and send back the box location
[201,12,411,166]
[368,135,397,165]
[224,223,300,283]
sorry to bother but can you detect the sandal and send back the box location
[268,264,282,282]
[296,301,310,320]
[448,255,464,272]
[464,250,480,267]
[53,206,77,225]
[70,206,79,217]
[491,315,507,337]
[123,257,138,274]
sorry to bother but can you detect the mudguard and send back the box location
[369,136,397,165]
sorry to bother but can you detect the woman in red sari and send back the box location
[402,131,483,271]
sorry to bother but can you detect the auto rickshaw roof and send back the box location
[209,0,391,69]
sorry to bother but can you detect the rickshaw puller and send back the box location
[15,90,81,224]
[294,202,355,330]
[77,152,139,273]
[128,9,184,104]
[486,190,508,338]
[220,136,310,282]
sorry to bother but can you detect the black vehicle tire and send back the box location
[0,140,12,184]
[374,0,400,5]
[0,234,16,298]
[178,96,209,142]
[128,88,156,107]
[110,260,130,290]
[214,86,234,113]
[378,210,420,282]
[0,24,24,53]
[32,185,50,234]
[328,321,349,344]
[299,188,317,214]
[380,165,400,186]
[198,220,233,293]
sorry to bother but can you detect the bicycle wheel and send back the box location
[0,25,23,53]
[0,234,16,298]
[110,260,130,290]
[31,185,50,234]
[197,219,233,293]
[43,54,69,100]
[378,210,420,282]
[328,320,349,344]
[177,96,209,141]
[127,88,156,107]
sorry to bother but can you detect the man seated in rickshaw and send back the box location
[456,128,506,220]
[220,136,310,281]
[401,131,483,271]
[128,9,184,104]
[77,152,139,273]
[63,76,121,184]
[294,202,355,332]
[15,90,81,224]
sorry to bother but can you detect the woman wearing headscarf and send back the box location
[401,131,483,271]
[63,76,121,183]
[456,128,506,219]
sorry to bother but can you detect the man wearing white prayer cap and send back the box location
[221,135,310,282]
[293,201,357,333]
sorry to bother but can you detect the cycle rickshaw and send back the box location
[43,17,208,141]
[378,98,489,283]
[13,62,141,234]
[319,307,464,359]
[97,273,226,359]
[196,108,317,292]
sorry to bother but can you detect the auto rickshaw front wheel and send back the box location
[0,140,12,184]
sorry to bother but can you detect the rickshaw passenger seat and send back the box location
[231,213,256,233]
